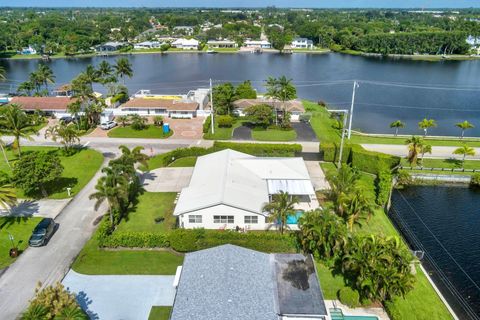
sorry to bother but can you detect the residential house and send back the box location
[173,26,194,35]
[133,88,210,111]
[467,35,480,54]
[120,98,199,119]
[232,98,305,121]
[174,149,318,231]
[133,41,162,50]
[244,40,272,49]
[291,38,314,50]
[95,42,126,52]
[52,84,73,97]
[9,96,73,117]
[171,244,328,320]
[171,38,199,50]
[20,46,37,55]
[207,40,237,48]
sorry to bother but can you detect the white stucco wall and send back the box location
[177,204,268,230]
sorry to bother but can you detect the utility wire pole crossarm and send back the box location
[347,80,359,140]
[210,78,214,134]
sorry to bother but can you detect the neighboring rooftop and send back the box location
[170,244,327,320]
[121,98,199,111]
[233,98,305,113]
[9,96,73,111]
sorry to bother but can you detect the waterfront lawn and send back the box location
[168,156,197,167]
[351,134,480,148]
[0,217,42,269]
[304,100,341,143]
[108,125,173,139]
[400,158,480,171]
[116,192,177,233]
[0,147,103,199]
[71,233,183,275]
[251,128,297,141]
[148,307,171,320]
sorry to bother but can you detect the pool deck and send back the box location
[325,300,390,320]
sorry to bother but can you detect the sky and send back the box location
[0,0,479,8]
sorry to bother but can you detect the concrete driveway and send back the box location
[142,167,194,192]
[62,270,176,320]
[305,161,330,190]
[0,199,70,218]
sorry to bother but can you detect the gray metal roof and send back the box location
[171,245,327,320]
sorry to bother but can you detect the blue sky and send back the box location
[0,0,478,8]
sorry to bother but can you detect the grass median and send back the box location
[108,125,173,139]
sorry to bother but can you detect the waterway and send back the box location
[390,185,480,320]
[1,52,479,136]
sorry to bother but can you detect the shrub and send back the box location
[350,144,400,175]
[338,287,360,308]
[130,114,147,130]
[397,170,413,186]
[470,173,480,189]
[213,141,301,157]
[203,116,211,133]
[153,116,164,126]
[168,229,205,252]
[319,142,351,163]
[376,169,393,207]
[217,115,234,128]
[100,231,169,248]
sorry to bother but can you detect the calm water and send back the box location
[390,186,480,319]
[1,53,480,136]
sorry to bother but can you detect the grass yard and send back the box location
[304,100,341,143]
[116,192,177,233]
[0,147,103,199]
[148,306,171,320]
[351,134,480,147]
[203,121,242,140]
[0,217,42,269]
[251,128,297,141]
[400,158,480,170]
[71,233,183,275]
[108,125,173,139]
[168,157,197,167]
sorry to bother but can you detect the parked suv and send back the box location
[29,218,56,247]
[100,121,117,130]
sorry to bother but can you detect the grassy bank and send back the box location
[108,125,173,139]
[351,134,480,147]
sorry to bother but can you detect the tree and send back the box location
[114,57,133,84]
[327,165,359,214]
[21,304,49,320]
[0,104,36,156]
[405,136,423,166]
[82,64,99,90]
[262,191,298,234]
[389,120,405,136]
[455,121,474,139]
[420,143,432,166]
[97,60,116,84]
[235,80,257,99]
[453,145,476,169]
[116,115,130,127]
[340,185,376,231]
[37,64,55,92]
[264,76,297,127]
[297,207,348,260]
[267,27,293,52]
[213,83,236,115]
[12,151,63,197]
[418,118,436,137]
[44,123,80,153]
[0,183,16,210]
[129,114,147,130]
[17,81,35,96]
[244,104,274,128]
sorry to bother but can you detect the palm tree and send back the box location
[340,185,376,231]
[37,64,55,92]
[97,60,115,84]
[0,183,17,210]
[117,145,149,168]
[44,123,80,152]
[55,305,88,320]
[20,304,49,320]
[17,81,35,96]
[67,100,82,129]
[82,64,99,90]
[89,173,128,226]
[389,120,405,136]
[0,65,5,81]
[455,121,474,139]
[418,118,437,137]
[114,57,133,84]
[28,71,43,95]
[405,136,423,166]
[327,165,359,214]
[420,143,432,167]
[453,145,476,169]
[264,76,297,126]
[262,191,298,234]
[116,115,129,127]
[0,104,36,157]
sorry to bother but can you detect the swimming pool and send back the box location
[330,308,379,320]
[286,210,304,224]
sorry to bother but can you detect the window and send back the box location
[244,216,258,224]
[188,215,202,223]
[213,215,234,224]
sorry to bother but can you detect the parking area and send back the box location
[292,122,318,142]
[0,199,70,219]
[62,270,176,320]
[142,167,194,192]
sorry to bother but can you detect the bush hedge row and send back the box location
[376,169,393,207]
[202,116,211,133]
[213,141,302,157]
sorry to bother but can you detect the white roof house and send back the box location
[174,149,318,230]
[133,41,162,49]
[291,37,314,49]
[244,40,272,49]
[171,38,199,50]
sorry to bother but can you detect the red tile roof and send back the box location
[9,96,73,111]
[122,98,199,111]
[233,99,305,113]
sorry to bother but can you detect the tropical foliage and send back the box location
[389,120,404,136]
[262,191,298,234]
[405,136,423,166]
[44,123,80,154]
[418,118,436,137]
[453,145,476,168]
[455,120,474,139]
[0,104,37,156]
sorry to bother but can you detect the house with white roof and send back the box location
[133,41,163,50]
[291,37,314,50]
[171,38,199,50]
[244,40,272,49]
[174,149,319,231]
[207,39,237,48]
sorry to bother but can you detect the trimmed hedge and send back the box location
[319,141,351,163]
[203,116,211,133]
[338,287,360,308]
[100,231,169,248]
[213,141,302,157]
[376,169,393,207]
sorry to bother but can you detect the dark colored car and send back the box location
[29,218,56,247]
[59,116,73,124]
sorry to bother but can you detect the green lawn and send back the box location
[251,129,297,141]
[203,121,242,140]
[304,100,341,143]
[168,157,197,167]
[400,158,480,170]
[108,125,173,139]
[116,192,177,233]
[351,134,480,147]
[148,306,171,320]
[0,217,42,269]
[0,147,103,199]
[72,233,183,275]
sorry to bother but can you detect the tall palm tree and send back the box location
[89,173,128,226]
[0,104,36,157]
[389,120,405,136]
[44,123,80,152]
[262,191,298,234]
[420,143,432,166]
[28,71,43,95]
[37,64,55,92]
[418,118,437,137]
[455,121,474,139]
[0,65,5,81]
[264,76,297,126]
[117,145,149,168]
[67,100,82,130]
[327,165,359,214]
[97,60,115,84]
[0,183,17,210]
[114,57,133,84]
[453,145,476,169]
[17,81,35,96]
[83,64,99,90]
[405,136,423,166]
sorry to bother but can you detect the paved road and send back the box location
[362,144,480,160]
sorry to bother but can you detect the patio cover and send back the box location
[267,179,315,195]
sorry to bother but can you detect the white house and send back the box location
[467,35,480,54]
[171,38,199,50]
[174,149,319,231]
[207,40,237,48]
[243,40,272,49]
[291,37,314,49]
[20,46,37,55]
[120,98,199,119]
[133,41,162,50]
[173,26,194,35]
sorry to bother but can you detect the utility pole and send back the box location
[347,80,359,139]
[210,78,214,135]
[337,110,349,169]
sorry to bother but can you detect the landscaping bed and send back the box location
[108,125,173,139]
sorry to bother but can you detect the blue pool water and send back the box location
[286,211,304,224]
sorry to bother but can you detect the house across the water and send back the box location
[207,39,238,48]
[174,149,318,231]
[171,244,328,320]
[95,42,126,52]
